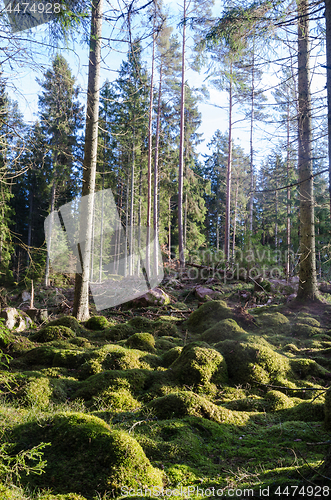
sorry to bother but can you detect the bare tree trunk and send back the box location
[73,0,103,320]
[44,181,56,286]
[232,176,239,260]
[249,49,255,233]
[153,62,162,275]
[168,197,171,263]
[27,186,33,265]
[296,0,318,301]
[325,0,331,218]
[146,23,156,278]
[225,62,233,262]
[129,129,135,276]
[178,0,186,270]
[286,102,291,282]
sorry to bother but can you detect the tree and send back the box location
[296,0,318,300]
[37,54,83,286]
[73,0,104,321]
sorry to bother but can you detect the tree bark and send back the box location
[225,62,233,262]
[325,0,331,218]
[296,0,318,301]
[178,0,186,270]
[73,0,103,320]
[153,62,162,275]
[44,181,56,286]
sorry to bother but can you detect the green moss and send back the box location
[19,346,59,366]
[147,391,248,424]
[52,349,85,369]
[73,369,148,401]
[296,314,320,327]
[11,413,163,497]
[128,316,154,332]
[4,335,35,357]
[30,326,76,343]
[202,318,246,343]
[92,387,141,412]
[255,312,290,331]
[69,337,92,348]
[217,339,291,384]
[104,323,136,341]
[265,390,294,411]
[19,376,52,409]
[155,338,175,352]
[290,358,328,379]
[85,315,110,331]
[161,347,183,367]
[280,400,325,422]
[47,316,82,335]
[182,301,232,334]
[152,320,180,338]
[291,323,322,337]
[169,342,228,387]
[126,332,156,353]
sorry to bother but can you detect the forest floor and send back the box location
[1,273,331,499]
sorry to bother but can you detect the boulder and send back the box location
[21,290,31,303]
[195,285,222,300]
[0,307,34,332]
[132,287,170,307]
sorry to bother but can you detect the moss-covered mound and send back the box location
[291,323,322,337]
[30,325,76,343]
[255,311,290,331]
[265,390,294,411]
[147,391,247,424]
[73,369,148,401]
[169,342,228,387]
[182,300,232,334]
[162,346,183,367]
[128,316,154,332]
[104,322,136,341]
[125,332,156,353]
[11,413,163,497]
[1,332,34,356]
[201,318,246,343]
[91,387,141,412]
[85,315,110,331]
[217,339,291,384]
[47,316,82,335]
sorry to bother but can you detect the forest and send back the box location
[2,0,331,498]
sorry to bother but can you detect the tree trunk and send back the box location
[225,62,233,262]
[286,101,291,282]
[153,62,162,275]
[178,0,186,270]
[232,176,239,259]
[146,23,156,278]
[73,0,103,320]
[325,0,331,218]
[129,128,135,276]
[44,181,56,286]
[296,0,318,301]
[249,49,255,233]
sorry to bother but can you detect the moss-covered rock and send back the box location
[291,323,322,337]
[30,325,76,343]
[85,315,110,331]
[92,387,141,412]
[104,323,136,341]
[201,318,246,343]
[161,346,183,367]
[152,319,180,338]
[47,316,82,335]
[182,301,232,334]
[126,332,156,353]
[290,358,328,379]
[2,334,35,356]
[255,312,290,331]
[19,376,52,409]
[217,339,291,384]
[128,316,154,332]
[169,342,228,387]
[265,390,294,411]
[280,400,324,422]
[73,369,148,401]
[147,391,247,424]
[11,413,163,497]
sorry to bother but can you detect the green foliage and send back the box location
[0,441,50,484]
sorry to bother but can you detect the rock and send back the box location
[132,287,170,307]
[21,291,31,303]
[195,285,222,300]
[26,308,48,323]
[0,307,34,332]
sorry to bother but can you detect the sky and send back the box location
[2,0,328,170]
